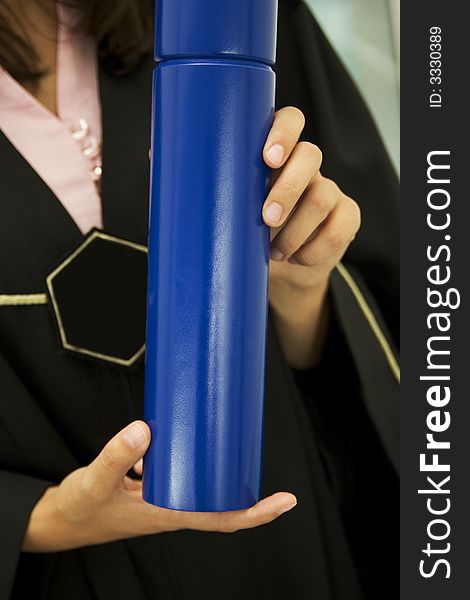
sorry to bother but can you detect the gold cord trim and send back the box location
[336,262,400,384]
[0,294,48,306]
[46,230,148,367]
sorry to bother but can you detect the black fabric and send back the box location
[0,470,52,599]
[330,266,400,471]
[293,312,399,599]
[275,0,400,349]
[0,1,399,599]
[46,231,148,365]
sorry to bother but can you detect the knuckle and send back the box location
[213,513,243,534]
[308,191,330,216]
[325,229,347,251]
[295,247,316,266]
[79,471,102,502]
[100,440,124,474]
[322,177,340,198]
[216,518,237,534]
[223,524,239,534]
[275,231,299,255]
[277,178,300,197]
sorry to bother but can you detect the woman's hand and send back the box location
[263,106,361,284]
[23,421,297,553]
[263,107,361,369]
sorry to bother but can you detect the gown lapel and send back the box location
[0,56,154,477]
[99,57,153,245]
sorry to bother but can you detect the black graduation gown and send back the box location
[0,1,399,598]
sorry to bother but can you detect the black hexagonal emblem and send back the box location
[46,230,147,367]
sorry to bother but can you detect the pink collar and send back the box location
[0,2,103,234]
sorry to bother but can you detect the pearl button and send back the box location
[83,137,98,158]
[71,118,89,140]
[70,117,101,184]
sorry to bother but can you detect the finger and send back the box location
[263,142,323,229]
[123,476,143,492]
[269,175,341,261]
[133,458,143,477]
[172,492,297,534]
[289,196,361,268]
[263,107,305,168]
[85,421,150,497]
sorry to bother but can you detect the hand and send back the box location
[262,107,361,368]
[262,106,361,290]
[23,421,297,552]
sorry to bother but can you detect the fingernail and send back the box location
[277,501,297,516]
[264,202,283,225]
[270,247,285,261]
[123,423,147,449]
[266,144,285,165]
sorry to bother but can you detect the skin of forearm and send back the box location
[268,276,330,370]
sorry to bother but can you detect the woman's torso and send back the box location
[0,3,398,598]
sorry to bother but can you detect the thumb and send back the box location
[86,421,150,495]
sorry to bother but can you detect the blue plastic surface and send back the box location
[143,1,277,512]
[156,0,278,64]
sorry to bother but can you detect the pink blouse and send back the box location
[0,3,103,234]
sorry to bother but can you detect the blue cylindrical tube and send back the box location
[143,0,278,512]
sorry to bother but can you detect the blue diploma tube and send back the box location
[143,0,278,512]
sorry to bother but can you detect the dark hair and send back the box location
[0,0,154,81]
